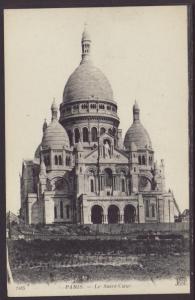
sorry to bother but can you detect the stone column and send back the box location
[104,214,108,224]
[72,129,75,144]
[101,175,105,191]
[80,201,84,224]
[80,127,83,142]
[88,123,91,143]
[121,214,124,224]
[44,194,55,224]
[50,150,53,169]
[62,148,66,166]
[125,178,128,195]
[113,175,116,191]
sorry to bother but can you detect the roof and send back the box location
[63,60,115,104]
[42,119,70,149]
[124,120,152,150]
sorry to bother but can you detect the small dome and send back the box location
[42,119,70,149]
[124,103,152,150]
[124,122,152,150]
[63,60,114,103]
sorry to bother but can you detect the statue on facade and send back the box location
[104,141,111,158]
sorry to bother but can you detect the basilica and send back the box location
[20,26,180,225]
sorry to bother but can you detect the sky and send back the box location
[4,6,189,214]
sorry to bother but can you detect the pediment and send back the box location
[84,147,128,164]
[99,132,114,143]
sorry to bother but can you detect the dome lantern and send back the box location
[133,100,140,122]
[81,23,91,63]
[42,119,47,133]
[51,98,58,120]
[41,100,70,149]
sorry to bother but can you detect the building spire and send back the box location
[51,98,58,121]
[42,118,47,132]
[81,23,91,63]
[133,100,140,122]
[40,155,46,176]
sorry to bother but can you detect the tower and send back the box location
[81,23,91,62]
[129,142,139,194]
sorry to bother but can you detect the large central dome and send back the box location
[63,60,114,103]
[60,24,120,144]
[63,24,115,104]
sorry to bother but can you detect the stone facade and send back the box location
[20,25,180,225]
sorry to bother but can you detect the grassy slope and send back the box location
[7,239,190,283]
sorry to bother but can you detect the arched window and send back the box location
[124,205,136,223]
[66,156,70,166]
[91,205,103,224]
[73,104,79,111]
[68,130,73,145]
[145,200,149,217]
[58,155,62,165]
[99,104,105,109]
[46,156,50,166]
[91,127,97,142]
[100,127,106,135]
[60,201,63,218]
[138,155,142,165]
[81,103,88,110]
[142,156,146,165]
[66,205,70,219]
[108,205,120,224]
[108,128,113,136]
[90,179,94,192]
[83,127,89,142]
[90,103,96,109]
[54,206,57,219]
[74,128,80,143]
[105,168,112,187]
[151,204,155,217]
[121,178,125,192]
[55,155,58,165]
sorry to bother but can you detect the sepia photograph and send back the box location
[4,5,191,297]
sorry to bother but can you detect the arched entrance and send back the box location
[91,205,103,224]
[124,204,136,223]
[104,168,112,187]
[108,205,119,224]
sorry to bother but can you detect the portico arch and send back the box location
[108,205,120,224]
[91,205,103,224]
[124,204,136,223]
